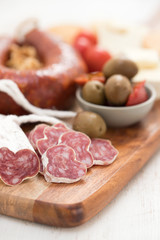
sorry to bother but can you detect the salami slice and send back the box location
[59,131,94,168]
[89,138,118,165]
[37,126,69,155]
[54,123,68,129]
[42,144,87,183]
[0,116,39,186]
[28,124,49,150]
[0,148,39,185]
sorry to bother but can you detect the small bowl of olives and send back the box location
[76,81,156,128]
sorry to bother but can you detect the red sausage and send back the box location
[0,29,86,115]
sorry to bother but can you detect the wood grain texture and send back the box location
[1,101,160,227]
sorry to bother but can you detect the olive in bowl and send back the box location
[103,57,138,79]
[82,80,105,105]
[104,75,132,106]
[76,84,156,127]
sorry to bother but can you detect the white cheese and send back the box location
[124,48,159,69]
[94,21,149,55]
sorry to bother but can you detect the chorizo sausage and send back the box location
[0,29,86,115]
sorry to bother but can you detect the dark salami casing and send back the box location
[0,29,86,115]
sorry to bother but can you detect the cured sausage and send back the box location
[0,29,86,115]
[54,123,68,129]
[0,115,40,186]
[89,138,119,165]
[28,124,49,150]
[59,131,94,168]
[28,122,70,174]
[37,125,69,155]
[0,113,70,183]
[0,79,76,118]
[42,144,87,183]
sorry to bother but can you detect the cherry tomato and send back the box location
[75,31,97,45]
[126,81,148,106]
[74,72,105,86]
[73,36,93,58]
[84,46,112,72]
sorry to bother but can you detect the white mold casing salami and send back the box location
[42,144,87,183]
[89,138,119,165]
[59,131,94,168]
[0,116,39,186]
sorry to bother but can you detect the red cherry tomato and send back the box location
[73,36,93,58]
[75,31,97,45]
[74,72,105,86]
[126,81,148,106]
[84,46,112,72]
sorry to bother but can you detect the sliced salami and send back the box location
[89,138,118,165]
[0,116,39,186]
[59,131,94,168]
[42,144,87,183]
[28,124,49,150]
[37,126,69,155]
[54,123,68,129]
[0,148,39,185]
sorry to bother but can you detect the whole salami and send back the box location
[0,29,86,115]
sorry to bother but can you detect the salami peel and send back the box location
[89,139,119,165]
[0,116,40,186]
[59,131,94,168]
[42,144,87,183]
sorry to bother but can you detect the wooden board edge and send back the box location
[32,129,160,227]
[0,193,34,222]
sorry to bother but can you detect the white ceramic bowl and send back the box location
[76,83,156,127]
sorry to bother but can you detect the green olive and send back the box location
[104,74,132,105]
[82,80,105,105]
[73,111,107,138]
[103,58,138,79]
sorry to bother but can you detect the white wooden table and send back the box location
[0,0,160,239]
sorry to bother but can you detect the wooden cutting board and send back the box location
[0,100,160,227]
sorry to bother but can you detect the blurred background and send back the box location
[0,0,160,34]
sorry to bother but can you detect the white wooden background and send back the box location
[0,0,160,239]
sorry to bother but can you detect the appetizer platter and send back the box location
[0,20,160,227]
